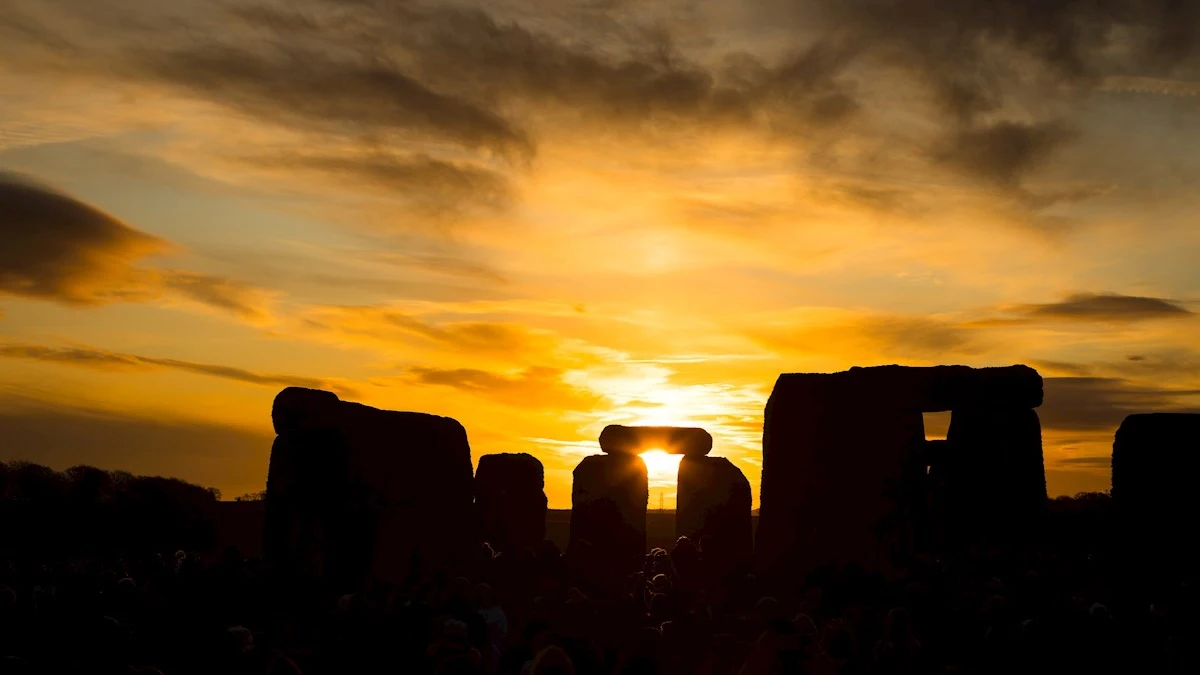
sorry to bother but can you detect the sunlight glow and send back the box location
[639,448,682,487]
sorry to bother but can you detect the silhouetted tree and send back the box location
[0,461,221,561]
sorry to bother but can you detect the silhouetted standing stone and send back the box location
[475,453,547,555]
[265,387,475,590]
[599,425,713,456]
[756,365,1044,581]
[1112,413,1200,575]
[569,454,648,579]
[943,407,1046,548]
[758,371,926,579]
[676,456,752,554]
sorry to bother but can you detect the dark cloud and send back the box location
[820,0,1200,189]
[139,44,535,160]
[0,342,356,397]
[0,171,276,319]
[933,121,1075,186]
[6,0,1199,216]
[407,365,606,409]
[409,8,861,131]
[1040,376,1200,432]
[160,270,274,323]
[245,152,513,215]
[1056,456,1113,468]
[1023,293,1193,321]
[0,170,166,304]
[0,395,272,498]
[831,0,1200,92]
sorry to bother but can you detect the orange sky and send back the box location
[2,0,1198,507]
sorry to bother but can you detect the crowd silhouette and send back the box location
[2,460,1199,674]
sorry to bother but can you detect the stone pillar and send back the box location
[1113,413,1200,576]
[569,454,648,579]
[264,387,476,591]
[475,453,547,555]
[757,374,926,580]
[944,407,1046,549]
[676,456,751,554]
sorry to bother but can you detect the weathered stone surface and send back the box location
[676,456,752,554]
[475,453,547,554]
[757,372,927,579]
[599,425,713,456]
[1112,413,1200,571]
[942,407,1046,549]
[569,454,648,578]
[264,387,475,590]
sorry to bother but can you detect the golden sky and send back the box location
[1,0,1198,506]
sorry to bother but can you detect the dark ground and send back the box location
[212,504,757,559]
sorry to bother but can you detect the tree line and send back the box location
[0,460,222,562]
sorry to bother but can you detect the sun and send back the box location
[639,448,682,484]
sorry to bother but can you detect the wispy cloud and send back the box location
[1020,293,1193,322]
[0,341,355,397]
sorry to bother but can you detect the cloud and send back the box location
[139,43,535,161]
[300,305,550,356]
[244,152,514,216]
[1022,293,1193,322]
[406,8,861,131]
[159,270,275,323]
[0,170,167,304]
[406,365,606,410]
[1055,456,1113,468]
[1039,376,1200,432]
[0,171,276,320]
[933,120,1075,186]
[748,310,982,363]
[0,341,356,397]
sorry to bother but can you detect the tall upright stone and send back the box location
[475,453,547,555]
[265,387,475,590]
[758,372,926,579]
[1112,413,1200,574]
[756,365,1044,581]
[676,456,752,554]
[569,454,648,580]
[943,407,1046,548]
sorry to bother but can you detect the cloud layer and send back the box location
[0,172,274,321]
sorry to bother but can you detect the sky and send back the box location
[1,0,1198,507]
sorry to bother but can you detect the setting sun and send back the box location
[639,449,682,484]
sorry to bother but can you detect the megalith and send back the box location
[475,453,547,555]
[1112,413,1200,572]
[756,365,1044,580]
[569,454,648,578]
[943,407,1046,548]
[265,387,475,590]
[600,425,713,456]
[757,371,926,579]
[676,456,752,554]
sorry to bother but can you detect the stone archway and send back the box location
[567,425,752,577]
